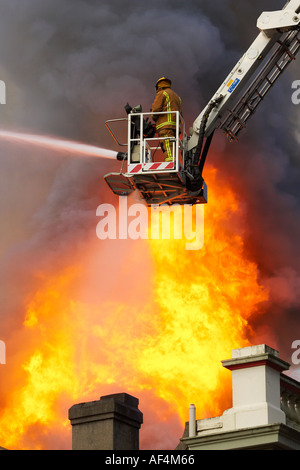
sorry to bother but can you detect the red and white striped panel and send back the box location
[128,164,142,174]
[144,162,175,171]
[128,162,174,174]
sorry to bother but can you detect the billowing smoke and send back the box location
[0,0,299,449]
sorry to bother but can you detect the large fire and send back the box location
[0,163,268,450]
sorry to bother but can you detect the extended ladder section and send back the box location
[220,28,300,141]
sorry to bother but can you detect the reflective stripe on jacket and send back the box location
[151,87,182,131]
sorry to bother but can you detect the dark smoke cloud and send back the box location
[0,0,242,328]
[0,0,299,447]
[0,0,227,143]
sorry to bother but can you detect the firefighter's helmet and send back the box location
[155,77,172,90]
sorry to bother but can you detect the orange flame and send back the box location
[0,164,268,449]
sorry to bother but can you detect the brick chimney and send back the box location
[68,393,143,450]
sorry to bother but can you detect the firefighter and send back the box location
[151,77,182,162]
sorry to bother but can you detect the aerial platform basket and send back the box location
[104,109,207,206]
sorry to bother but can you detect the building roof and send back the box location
[177,344,300,450]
